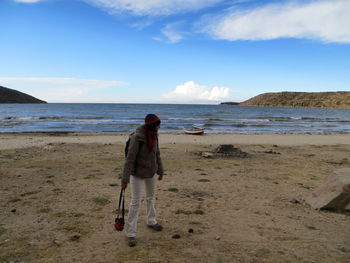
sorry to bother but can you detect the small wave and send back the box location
[1,116,41,121]
[203,123,231,127]
[301,117,323,121]
[75,116,105,120]
[232,124,247,128]
[240,118,270,122]
[250,124,270,127]
[70,119,116,124]
[167,117,206,121]
[39,116,62,120]
[163,126,183,130]
[1,116,65,121]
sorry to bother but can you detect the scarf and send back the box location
[144,126,157,152]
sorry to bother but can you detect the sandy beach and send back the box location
[1,133,349,263]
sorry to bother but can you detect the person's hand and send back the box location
[158,174,163,181]
[122,182,128,189]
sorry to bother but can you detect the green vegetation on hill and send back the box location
[239,92,350,109]
[0,86,47,104]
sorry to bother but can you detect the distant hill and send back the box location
[239,92,350,109]
[0,86,47,104]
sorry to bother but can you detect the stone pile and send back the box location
[201,144,248,158]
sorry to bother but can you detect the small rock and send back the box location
[215,236,221,240]
[70,234,81,241]
[338,245,349,253]
[273,181,279,184]
[188,228,194,233]
[11,209,16,213]
[290,199,301,204]
[306,225,317,230]
[264,150,280,154]
[172,234,181,239]
[201,152,214,158]
[109,183,118,187]
[53,239,62,246]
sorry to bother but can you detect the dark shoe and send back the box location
[148,223,163,231]
[127,237,137,247]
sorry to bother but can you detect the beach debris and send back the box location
[306,225,318,230]
[198,179,210,182]
[69,234,81,241]
[298,183,313,190]
[337,245,349,253]
[201,145,248,158]
[201,152,214,158]
[53,239,62,246]
[264,149,280,154]
[290,199,301,204]
[193,209,204,215]
[188,190,213,199]
[306,168,350,212]
[11,209,16,213]
[188,228,194,233]
[172,234,181,239]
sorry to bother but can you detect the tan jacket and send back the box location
[122,125,164,184]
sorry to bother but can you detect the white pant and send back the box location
[126,175,157,238]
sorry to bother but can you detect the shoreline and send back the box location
[1,132,350,150]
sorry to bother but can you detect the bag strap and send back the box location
[117,188,125,220]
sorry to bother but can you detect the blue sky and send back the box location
[0,0,349,103]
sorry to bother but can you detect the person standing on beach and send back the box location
[122,114,164,247]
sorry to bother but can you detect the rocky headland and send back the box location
[238,91,350,109]
[0,86,47,104]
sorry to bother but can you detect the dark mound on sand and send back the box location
[201,144,248,158]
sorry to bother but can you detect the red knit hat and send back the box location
[145,114,160,125]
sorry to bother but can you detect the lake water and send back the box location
[0,103,349,134]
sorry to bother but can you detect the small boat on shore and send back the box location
[183,125,205,135]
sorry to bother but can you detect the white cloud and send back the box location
[0,77,127,102]
[161,23,185,43]
[200,0,350,43]
[154,22,188,43]
[84,0,223,16]
[163,81,231,103]
[129,19,155,30]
